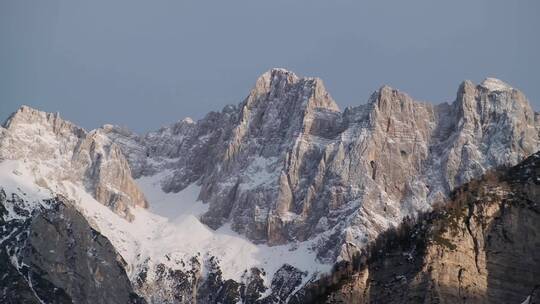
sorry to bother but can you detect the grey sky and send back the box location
[1,0,539,132]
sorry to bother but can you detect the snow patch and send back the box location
[0,160,51,203]
[481,78,512,92]
[241,156,279,189]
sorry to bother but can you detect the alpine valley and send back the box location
[1,69,539,303]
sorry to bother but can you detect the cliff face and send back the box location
[295,152,540,304]
[0,70,538,303]
[106,69,539,262]
[0,106,148,219]
[0,190,145,303]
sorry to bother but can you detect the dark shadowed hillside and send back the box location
[292,152,540,304]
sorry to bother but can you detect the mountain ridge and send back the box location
[95,69,539,263]
[3,69,538,249]
[0,105,149,220]
[1,69,539,303]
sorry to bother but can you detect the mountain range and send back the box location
[0,69,538,303]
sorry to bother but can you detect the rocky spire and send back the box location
[246,68,339,112]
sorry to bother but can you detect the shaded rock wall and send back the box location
[293,152,540,304]
[0,190,146,303]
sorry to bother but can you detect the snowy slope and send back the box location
[0,159,330,297]
[132,171,330,283]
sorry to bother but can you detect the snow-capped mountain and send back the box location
[0,106,148,219]
[0,69,539,303]
[103,69,539,262]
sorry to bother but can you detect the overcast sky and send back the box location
[1,0,538,132]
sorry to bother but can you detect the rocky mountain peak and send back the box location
[455,80,477,102]
[368,85,417,114]
[9,104,58,121]
[247,68,339,113]
[455,77,535,118]
[480,77,513,92]
[254,68,299,89]
[3,105,86,138]
[0,105,148,219]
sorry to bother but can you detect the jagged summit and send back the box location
[0,104,148,219]
[459,79,533,128]
[254,68,299,91]
[5,74,527,131]
[249,68,339,112]
[3,105,84,134]
[480,77,513,91]
[260,67,300,78]
[11,104,61,121]
[458,77,516,95]
[368,84,417,107]
[257,68,324,84]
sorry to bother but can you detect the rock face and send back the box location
[0,106,148,219]
[293,151,540,304]
[0,189,145,303]
[132,253,310,304]
[132,255,312,304]
[106,69,539,262]
[0,69,538,303]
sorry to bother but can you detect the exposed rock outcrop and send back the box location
[0,106,148,219]
[106,69,540,262]
[293,152,540,304]
[132,255,308,304]
[0,189,145,303]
